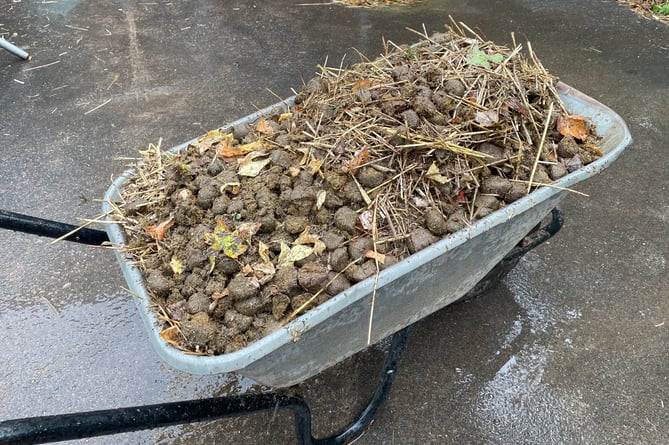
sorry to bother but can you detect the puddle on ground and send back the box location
[473,252,596,444]
[0,291,261,444]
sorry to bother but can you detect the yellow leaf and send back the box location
[170,257,184,275]
[278,112,293,124]
[277,241,314,268]
[259,241,271,263]
[206,220,248,259]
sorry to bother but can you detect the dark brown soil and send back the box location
[113,28,601,356]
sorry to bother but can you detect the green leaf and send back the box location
[466,45,504,69]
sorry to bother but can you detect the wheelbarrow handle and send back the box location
[0,37,31,60]
[0,210,108,245]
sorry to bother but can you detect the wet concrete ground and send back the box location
[1,0,667,443]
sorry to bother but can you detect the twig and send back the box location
[24,60,60,71]
[84,98,112,115]
[367,198,381,345]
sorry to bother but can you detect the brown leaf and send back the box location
[145,216,174,241]
[217,140,269,162]
[197,130,228,154]
[582,143,603,157]
[557,114,589,141]
[159,326,181,347]
[236,222,262,242]
[365,250,386,264]
[501,97,529,117]
[255,117,275,135]
[348,148,369,172]
[352,79,374,93]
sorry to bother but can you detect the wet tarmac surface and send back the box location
[1,0,668,443]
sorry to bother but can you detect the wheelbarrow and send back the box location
[0,82,631,444]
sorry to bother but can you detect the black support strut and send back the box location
[0,325,414,445]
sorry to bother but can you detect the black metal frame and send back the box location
[0,207,563,445]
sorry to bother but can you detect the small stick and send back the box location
[24,60,60,71]
[84,98,112,115]
[527,102,553,193]
[367,198,381,345]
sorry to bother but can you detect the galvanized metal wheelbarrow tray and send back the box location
[102,81,632,388]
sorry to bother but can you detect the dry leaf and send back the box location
[582,143,603,157]
[237,222,262,242]
[557,114,589,141]
[501,97,529,117]
[197,130,228,154]
[217,140,269,161]
[159,326,181,347]
[357,209,374,232]
[352,79,374,92]
[308,157,324,175]
[294,228,326,255]
[250,261,276,284]
[296,147,310,165]
[474,110,499,127]
[212,289,230,300]
[255,117,275,135]
[145,216,174,241]
[316,190,327,210]
[238,157,271,177]
[365,250,386,264]
[277,241,314,268]
[425,162,451,184]
[348,148,369,172]
[278,112,293,124]
[258,240,271,263]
